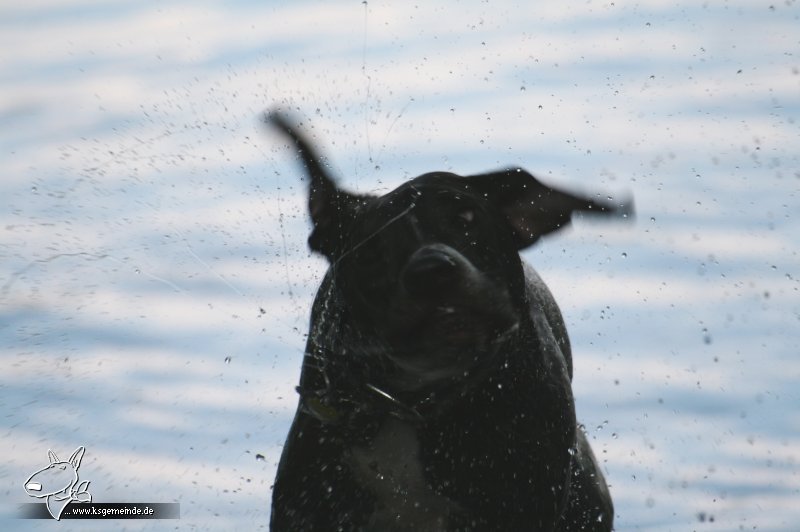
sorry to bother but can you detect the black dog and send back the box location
[266,112,628,531]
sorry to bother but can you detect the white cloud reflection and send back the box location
[1,1,798,530]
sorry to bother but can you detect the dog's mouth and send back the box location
[388,301,519,345]
[426,305,506,343]
[385,304,518,367]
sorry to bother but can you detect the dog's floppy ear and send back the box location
[265,111,367,259]
[466,168,634,249]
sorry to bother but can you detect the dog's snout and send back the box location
[402,246,460,297]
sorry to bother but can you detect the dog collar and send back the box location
[295,342,516,428]
[295,381,424,427]
[294,298,520,428]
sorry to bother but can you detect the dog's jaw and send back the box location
[380,308,520,389]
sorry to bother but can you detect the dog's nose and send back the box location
[402,246,460,298]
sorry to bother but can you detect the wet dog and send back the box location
[266,112,629,531]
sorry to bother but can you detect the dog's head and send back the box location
[267,112,631,390]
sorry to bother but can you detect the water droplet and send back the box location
[224,356,232,364]
[621,252,628,258]
[255,453,265,462]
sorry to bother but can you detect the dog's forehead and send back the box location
[352,172,489,233]
[377,171,479,206]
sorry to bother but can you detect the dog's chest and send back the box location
[349,418,460,531]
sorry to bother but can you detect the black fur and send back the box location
[266,111,629,531]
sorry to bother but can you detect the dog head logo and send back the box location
[24,446,92,520]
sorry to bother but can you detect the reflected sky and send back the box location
[1,1,798,530]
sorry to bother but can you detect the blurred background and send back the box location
[1,1,798,530]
